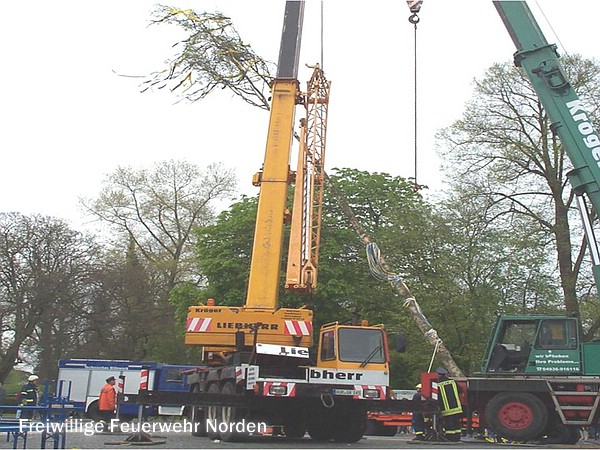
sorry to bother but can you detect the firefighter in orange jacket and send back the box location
[99,376,117,430]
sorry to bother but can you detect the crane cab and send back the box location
[316,322,390,372]
[481,314,588,375]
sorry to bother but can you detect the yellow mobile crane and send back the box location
[174,2,395,443]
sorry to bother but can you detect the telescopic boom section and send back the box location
[286,66,330,294]
[494,0,600,289]
[245,1,305,310]
[185,2,313,351]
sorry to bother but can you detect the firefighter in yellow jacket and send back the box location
[436,367,462,442]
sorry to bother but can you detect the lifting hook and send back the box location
[408,13,420,24]
[320,392,335,408]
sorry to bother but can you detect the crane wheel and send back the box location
[540,418,581,445]
[205,383,221,439]
[188,384,206,437]
[219,382,249,442]
[283,422,306,438]
[485,392,547,441]
[307,419,334,441]
[332,410,366,443]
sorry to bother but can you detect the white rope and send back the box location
[427,339,440,373]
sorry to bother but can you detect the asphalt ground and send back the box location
[2,429,600,450]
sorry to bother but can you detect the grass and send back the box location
[2,370,29,406]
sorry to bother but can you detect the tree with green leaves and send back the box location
[173,168,492,384]
[83,160,236,290]
[71,239,172,362]
[82,159,236,362]
[438,55,600,339]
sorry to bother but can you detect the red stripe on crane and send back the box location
[186,317,212,332]
[284,320,312,336]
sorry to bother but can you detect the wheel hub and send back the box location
[498,401,533,430]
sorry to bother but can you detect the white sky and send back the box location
[1,1,598,232]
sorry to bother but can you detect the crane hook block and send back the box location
[406,0,422,24]
[406,0,423,14]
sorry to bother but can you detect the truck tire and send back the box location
[86,401,102,421]
[541,419,580,445]
[205,383,221,439]
[283,422,306,438]
[559,426,581,445]
[485,392,548,441]
[188,385,206,437]
[307,420,334,441]
[219,382,248,442]
[332,410,366,443]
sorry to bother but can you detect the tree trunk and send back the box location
[554,198,579,317]
[326,174,465,377]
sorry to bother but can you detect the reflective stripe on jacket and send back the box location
[438,379,463,416]
[19,382,37,406]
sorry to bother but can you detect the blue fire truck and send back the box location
[56,359,195,420]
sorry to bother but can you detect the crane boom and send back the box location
[494,0,600,289]
[245,1,304,310]
[286,66,330,294]
[185,1,316,351]
[276,1,304,79]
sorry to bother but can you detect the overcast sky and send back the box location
[1,1,598,232]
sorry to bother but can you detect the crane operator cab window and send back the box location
[487,320,535,372]
[338,328,385,364]
[320,330,336,361]
[536,319,577,350]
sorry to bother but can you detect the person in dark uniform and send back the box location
[412,383,427,440]
[19,375,39,419]
[436,367,463,442]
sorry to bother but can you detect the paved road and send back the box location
[3,431,600,449]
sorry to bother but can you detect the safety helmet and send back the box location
[436,367,448,376]
[28,375,39,382]
[415,383,422,389]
